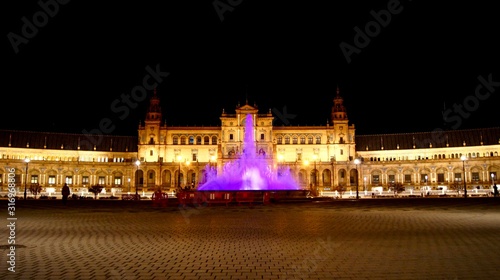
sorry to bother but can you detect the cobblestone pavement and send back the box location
[1,198,500,280]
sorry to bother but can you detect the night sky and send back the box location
[3,1,500,136]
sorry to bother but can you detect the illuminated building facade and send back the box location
[1,88,499,197]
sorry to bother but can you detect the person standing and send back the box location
[62,183,70,205]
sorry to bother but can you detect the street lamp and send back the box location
[208,155,217,183]
[135,160,140,196]
[303,160,311,192]
[460,155,467,198]
[159,158,163,191]
[24,158,30,200]
[185,160,191,188]
[177,155,182,189]
[277,154,284,177]
[492,173,496,195]
[363,176,367,194]
[425,175,428,195]
[354,158,360,199]
[312,154,318,195]
[210,155,216,170]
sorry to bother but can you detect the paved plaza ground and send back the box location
[1,197,500,279]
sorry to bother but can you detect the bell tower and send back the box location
[139,88,165,163]
[331,85,348,126]
[330,86,356,160]
[145,88,162,128]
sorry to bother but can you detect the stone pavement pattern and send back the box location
[1,198,500,279]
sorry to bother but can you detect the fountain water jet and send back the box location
[198,114,301,191]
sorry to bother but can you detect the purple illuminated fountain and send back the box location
[198,114,301,191]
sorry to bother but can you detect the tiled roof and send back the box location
[2,127,499,153]
[0,130,137,152]
[355,127,500,151]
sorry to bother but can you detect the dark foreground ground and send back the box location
[1,197,500,279]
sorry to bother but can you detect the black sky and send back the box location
[3,1,500,136]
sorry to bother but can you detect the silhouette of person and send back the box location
[62,183,70,205]
[494,184,498,198]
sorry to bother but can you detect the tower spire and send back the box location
[331,86,348,122]
[145,88,162,121]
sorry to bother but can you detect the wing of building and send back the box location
[1,88,499,197]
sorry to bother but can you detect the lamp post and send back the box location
[354,158,360,199]
[425,175,428,195]
[159,158,162,191]
[363,176,367,194]
[210,155,216,171]
[277,154,284,177]
[186,160,191,188]
[24,158,30,200]
[461,155,467,198]
[177,155,182,189]
[312,154,318,195]
[208,155,216,183]
[303,160,311,192]
[492,173,496,196]
[135,160,140,196]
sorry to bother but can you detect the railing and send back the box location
[320,189,493,198]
